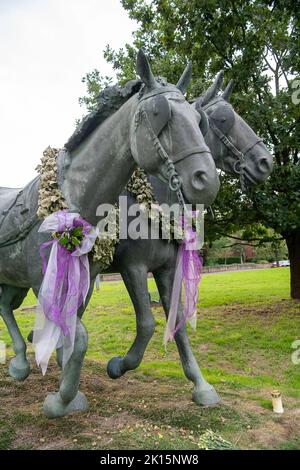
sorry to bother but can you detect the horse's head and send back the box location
[130,50,219,206]
[193,72,273,190]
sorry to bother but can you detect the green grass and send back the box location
[0,411,15,450]
[0,267,300,450]
[279,438,300,450]
[0,268,296,393]
[199,267,290,306]
[9,265,290,310]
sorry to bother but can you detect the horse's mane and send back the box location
[65,79,143,152]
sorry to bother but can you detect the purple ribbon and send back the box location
[33,210,98,375]
[164,214,203,346]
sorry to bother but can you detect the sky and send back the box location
[0,0,136,187]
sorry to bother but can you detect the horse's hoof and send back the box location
[43,391,89,419]
[193,386,221,406]
[9,356,30,381]
[107,356,124,379]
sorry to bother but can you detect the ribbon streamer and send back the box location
[33,210,97,375]
[164,215,202,347]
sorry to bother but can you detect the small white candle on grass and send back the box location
[271,390,284,414]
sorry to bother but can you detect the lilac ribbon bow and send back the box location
[164,214,203,347]
[33,210,98,375]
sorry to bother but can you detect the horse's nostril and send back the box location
[192,170,206,192]
[258,157,271,174]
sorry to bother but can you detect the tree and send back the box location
[79,71,112,112]
[99,0,300,299]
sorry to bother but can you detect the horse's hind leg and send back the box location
[107,265,155,379]
[0,285,30,381]
[153,267,220,406]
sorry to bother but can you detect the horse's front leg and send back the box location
[107,265,156,379]
[0,285,31,381]
[43,316,89,418]
[153,266,220,406]
[55,283,95,369]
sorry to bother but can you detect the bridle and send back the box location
[203,98,262,191]
[136,88,210,211]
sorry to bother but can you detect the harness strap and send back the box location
[172,146,209,164]
[207,116,246,190]
[202,101,263,188]
[139,86,180,103]
[0,190,23,231]
[241,138,263,155]
[0,215,39,249]
[209,116,263,190]
[209,120,245,164]
[0,189,40,249]
[139,107,189,210]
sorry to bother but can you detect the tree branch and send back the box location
[216,231,283,244]
[263,55,276,74]
[271,45,291,90]
[203,32,234,67]
[222,241,266,248]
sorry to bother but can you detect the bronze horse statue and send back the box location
[52,70,271,406]
[0,50,219,417]
[102,71,273,405]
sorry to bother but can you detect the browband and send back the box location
[139,86,182,103]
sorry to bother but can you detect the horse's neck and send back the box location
[62,97,137,225]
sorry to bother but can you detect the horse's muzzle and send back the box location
[180,151,220,206]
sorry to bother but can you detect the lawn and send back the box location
[0,267,300,450]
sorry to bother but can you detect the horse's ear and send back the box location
[136,49,158,90]
[196,70,224,107]
[222,79,234,101]
[176,61,192,94]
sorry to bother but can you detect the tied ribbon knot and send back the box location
[33,210,98,375]
[164,213,202,347]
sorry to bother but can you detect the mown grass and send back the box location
[0,267,300,450]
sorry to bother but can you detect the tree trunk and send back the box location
[285,231,300,299]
